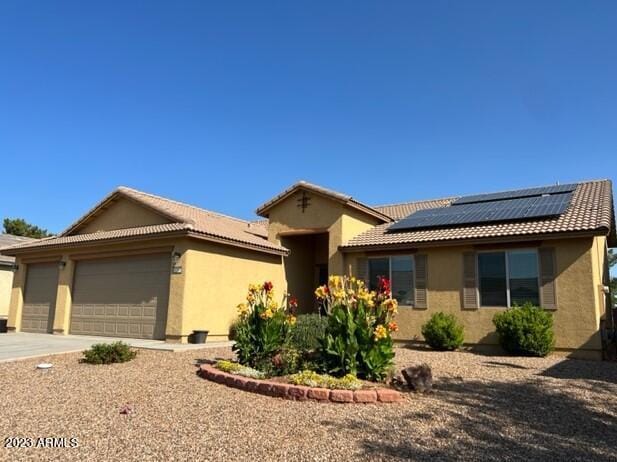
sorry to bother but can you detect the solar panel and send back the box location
[388,192,573,232]
[452,183,577,205]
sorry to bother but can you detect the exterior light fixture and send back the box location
[11,263,19,272]
[172,252,182,274]
[58,261,67,270]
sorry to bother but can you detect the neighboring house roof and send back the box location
[0,234,37,265]
[255,180,393,223]
[342,179,616,250]
[2,187,288,256]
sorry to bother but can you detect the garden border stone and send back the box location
[198,364,403,404]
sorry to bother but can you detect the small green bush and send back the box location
[493,303,555,357]
[421,312,465,351]
[289,314,328,351]
[82,342,137,365]
[289,370,363,390]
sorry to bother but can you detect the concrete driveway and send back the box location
[0,332,232,363]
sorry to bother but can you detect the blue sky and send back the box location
[1,1,616,242]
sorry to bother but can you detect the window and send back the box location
[478,250,539,307]
[368,256,414,305]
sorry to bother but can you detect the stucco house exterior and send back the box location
[2,180,615,359]
[0,234,36,319]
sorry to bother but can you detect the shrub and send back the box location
[317,275,398,381]
[289,370,363,390]
[215,360,265,379]
[493,303,555,357]
[82,342,137,365]
[421,312,464,350]
[232,282,296,372]
[289,314,328,352]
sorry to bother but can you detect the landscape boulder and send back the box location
[401,363,433,393]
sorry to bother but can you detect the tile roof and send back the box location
[373,197,457,221]
[3,187,287,256]
[256,180,392,223]
[342,180,615,250]
[0,234,37,264]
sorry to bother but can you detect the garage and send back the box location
[70,253,171,340]
[21,262,59,333]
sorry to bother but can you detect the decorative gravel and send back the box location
[1,346,616,461]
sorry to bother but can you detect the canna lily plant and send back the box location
[316,275,398,381]
[233,282,297,370]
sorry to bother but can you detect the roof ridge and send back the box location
[118,186,253,226]
[373,196,458,209]
[445,179,607,200]
[373,179,611,210]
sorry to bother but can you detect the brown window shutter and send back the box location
[356,257,369,286]
[539,247,557,310]
[414,254,428,309]
[462,252,479,309]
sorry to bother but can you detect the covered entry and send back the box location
[281,233,329,313]
[21,262,59,333]
[70,253,171,340]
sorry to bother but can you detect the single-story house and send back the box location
[2,180,615,359]
[0,234,36,319]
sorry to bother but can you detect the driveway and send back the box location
[0,332,232,362]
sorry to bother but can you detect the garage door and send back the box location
[22,262,59,333]
[70,254,170,339]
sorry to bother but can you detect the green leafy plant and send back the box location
[82,342,137,364]
[493,303,555,357]
[289,314,328,352]
[317,275,398,381]
[215,360,265,379]
[232,282,295,373]
[289,370,363,390]
[421,312,465,350]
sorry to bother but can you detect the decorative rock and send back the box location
[353,389,377,403]
[377,388,403,402]
[401,363,433,393]
[330,390,354,403]
[307,387,330,401]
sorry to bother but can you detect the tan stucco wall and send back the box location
[345,236,606,359]
[0,267,14,317]
[177,238,286,342]
[76,197,171,234]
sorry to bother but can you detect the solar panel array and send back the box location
[451,183,577,205]
[388,187,575,232]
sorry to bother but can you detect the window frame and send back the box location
[367,255,415,307]
[476,248,540,308]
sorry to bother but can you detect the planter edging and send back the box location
[199,364,403,404]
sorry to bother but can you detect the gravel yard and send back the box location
[1,346,616,462]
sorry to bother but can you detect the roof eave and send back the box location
[186,231,289,256]
[340,229,607,252]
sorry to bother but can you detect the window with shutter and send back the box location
[414,254,428,309]
[462,252,479,309]
[538,248,557,310]
[356,257,369,286]
[366,255,419,307]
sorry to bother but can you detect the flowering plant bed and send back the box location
[199,363,403,403]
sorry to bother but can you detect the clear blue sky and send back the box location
[1,1,616,237]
